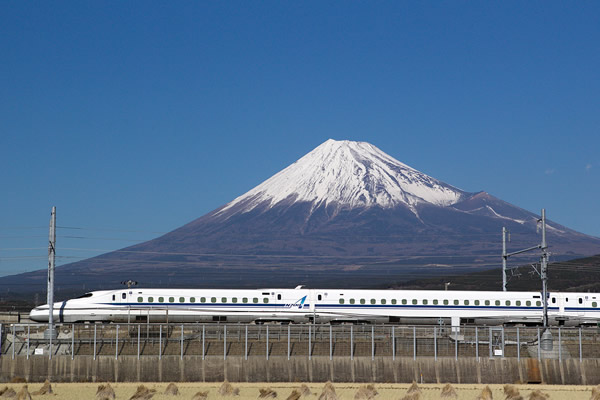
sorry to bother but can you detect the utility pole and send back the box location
[540,209,549,328]
[45,207,57,339]
[502,227,508,291]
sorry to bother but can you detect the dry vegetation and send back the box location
[0,382,596,400]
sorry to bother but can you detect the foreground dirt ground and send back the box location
[0,381,595,399]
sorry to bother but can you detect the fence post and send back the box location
[159,325,162,360]
[434,326,437,361]
[517,327,520,361]
[329,325,332,361]
[489,327,492,358]
[28,325,31,360]
[0,323,2,357]
[308,325,312,361]
[538,327,542,361]
[558,327,562,362]
[115,324,119,360]
[202,324,205,361]
[224,325,227,361]
[244,325,248,361]
[371,326,374,361]
[48,324,51,360]
[137,324,140,360]
[266,325,269,361]
[475,327,479,361]
[455,326,458,360]
[392,326,395,361]
[12,325,15,359]
[181,324,184,360]
[71,324,74,360]
[579,327,582,362]
[413,326,416,360]
[287,324,290,360]
[350,325,353,360]
[501,326,505,358]
[93,324,97,361]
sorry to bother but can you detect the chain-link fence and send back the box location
[2,323,599,361]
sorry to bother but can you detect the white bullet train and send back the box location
[29,286,600,326]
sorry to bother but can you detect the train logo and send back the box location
[284,295,307,309]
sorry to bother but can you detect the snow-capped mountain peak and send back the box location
[217,139,466,217]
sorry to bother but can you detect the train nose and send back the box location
[29,306,49,322]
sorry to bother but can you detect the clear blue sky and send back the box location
[1,2,599,276]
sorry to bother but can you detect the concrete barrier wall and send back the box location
[2,356,600,385]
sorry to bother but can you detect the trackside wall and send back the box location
[1,356,600,384]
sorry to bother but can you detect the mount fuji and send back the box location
[5,139,600,296]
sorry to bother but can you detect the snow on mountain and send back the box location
[217,139,467,218]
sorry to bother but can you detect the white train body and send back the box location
[29,287,600,326]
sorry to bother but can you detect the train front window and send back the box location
[76,293,94,299]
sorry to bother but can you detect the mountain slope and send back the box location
[2,139,599,299]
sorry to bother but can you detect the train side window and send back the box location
[339,299,345,304]
[433,299,439,305]
[495,300,500,306]
[526,301,531,306]
[464,300,469,305]
[381,299,386,305]
[222,297,227,303]
[423,299,428,305]
[402,299,407,305]
[179,297,185,303]
[506,301,511,306]
[593,302,598,307]
[412,299,417,305]
[536,301,542,306]
[201,297,206,303]
[454,300,459,305]
[443,300,449,305]
[112,295,116,301]
[370,299,376,304]
[360,299,366,304]
[350,299,355,304]
[243,297,248,303]
[253,298,259,303]
[211,297,217,303]
[263,298,269,304]
[391,299,397,305]
[474,300,480,306]
[232,297,238,303]
[190,297,196,303]
[516,301,521,306]
[159,297,164,303]
[137,297,143,302]
[169,297,175,303]
[485,300,490,306]
[148,297,154,303]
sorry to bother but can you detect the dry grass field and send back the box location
[0,381,593,399]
